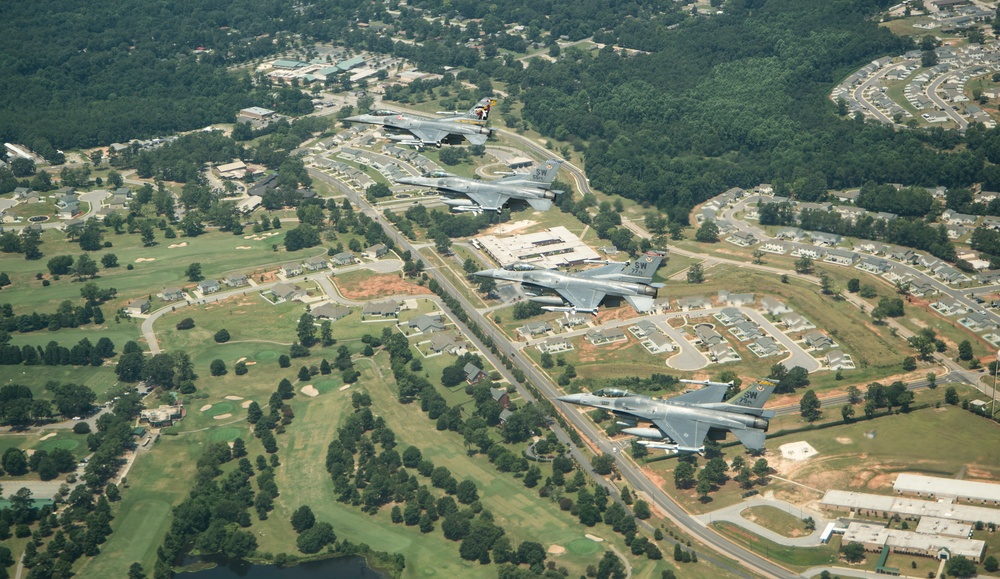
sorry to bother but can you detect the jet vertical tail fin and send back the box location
[725,380,776,410]
[527,159,564,186]
[466,97,496,123]
[612,255,663,282]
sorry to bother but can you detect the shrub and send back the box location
[214,329,231,343]
[72,422,90,435]
[176,318,195,330]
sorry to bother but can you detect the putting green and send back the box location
[206,427,242,442]
[567,538,600,556]
[206,402,234,416]
[312,379,340,394]
[36,438,80,453]
[254,350,278,361]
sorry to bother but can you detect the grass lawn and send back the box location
[711,522,839,569]
[0,362,127,401]
[741,506,810,538]
[0,227,335,315]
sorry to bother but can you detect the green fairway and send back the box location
[36,436,81,453]
[205,427,242,442]
[206,402,234,416]
[567,537,601,556]
[0,363,125,401]
[254,350,279,361]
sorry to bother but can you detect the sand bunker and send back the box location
[780,441,818,461]
[235,358,247,364]
[585,534,604,542]
[241,400,253,408]
[835,437,853,445]
[245,361,256,366]
[301,385,319,397]
[40,432,57,441]
[134,258,156,263]
[200,404,213,412]
[168,242,188,248]
[547,545,566,555]
[224,395,243,401]
[213,413,232,420]
[236,246,252,250]
[338,384,352,391]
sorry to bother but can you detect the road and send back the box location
[310,167,793,579]
[926,69,969,130]
[852,63,908,126]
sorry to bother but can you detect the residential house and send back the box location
[931,298,968,317]
[731,320,765,341]
[332,251,355,266]
[464,363,486,384]
[959,312,997,332]
[749,337,783,358]
[780,312,815,332]
[793,246,826,259]
[694,324,725,346]
[311,303,351,321]
[824,249,859,266]
[643,332,675,354]
[760,241,788,254]
[761,297,792,316]
[282,264,303,277]
[517,321,553,339]
[555,315,588,330]
[934,265,967,284]
[428,331,465,355]
[629,320,660,338]
[977,270,1000,285]
[586,328,627,346]
[827,350,856,371]
[716,307,745,326]
[941,210,978,225]
[161,287,185,302]
[857,257,893,274]
[709,344,741,364]
[719,290,755,307]
[365,244,388,259]
[776,228,807,242]
[810,232,842,246]
[536,337,572,353]
[125,298,150,316]
[677,296,709,311]
[804,331,836,350]
[728,231,757,247]
[888,249,917,264]
[198,279,221,294]
[363,300,401,318]
[490,387,510,407]
[302,256,329,271]
[409,314,446,333]
[224,274,250,287]
[271,283,304,302]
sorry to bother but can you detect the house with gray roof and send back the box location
[857,256,893,274]
[428,331,465,355]
[311,303,351,321]
[931,298,967,317]
[409,314,446,334]
[694,324,725,346]
[959,311,997,332]
[517,321,552,338]
[709,344,740,364]
[224,274,249,287]
[332,251,355,266]
[804,330,836,350]
[719,290,754,307]
[125,297,150,316]
[824,249,859,266]
[749,337,782,358]
[715,307,745,326]
[536,337,572,353]
[363,300,401,318]
[464,363,486,384]
[677,296,709,311]
[760,297,792,316]
[556,315,588,330]
[810,232,842,246]
[198,279,221,294]
[780,312,815,332]
[302,256,329,271]
[161,287,186,302]
[282,264,303,277]
[642,332,674,354]
[792,246,826,259]
[365,244,388,259]
[776,227,807,242]
[271,283,304,302]
[731,320,764,342]
[586,328,627,346]
[727,231,757,247]
[826,349,855,370]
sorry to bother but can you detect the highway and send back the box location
[310,166,793,579]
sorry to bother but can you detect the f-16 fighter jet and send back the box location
[558,379,776,454]
[474,253,664,314]
[345,97,495,147]
[395,159,563,213]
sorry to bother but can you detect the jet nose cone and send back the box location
[557,393,585,404]
[345,115,371,123]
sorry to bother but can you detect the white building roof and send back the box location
[894,473,1000,503]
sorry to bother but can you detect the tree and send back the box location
[840,541,865,563]
[0,272,8,287]
[176,318,195,330]
[674,461,696,489]
[456,479,479,504]
[945,386,959,405]
[633,499,651,519]
[247,402,263,424]
[686,263,704,284]
[794,256,813,274]
[100,253,118,268]
[597,551,627,579]
[140,225,155,247]
[210,359,226,376]
[185,262,203,282]
[297,313,317,347]
[696,478,713,500]
[841,404,854,423]
[73,254,98,280]
[984,555,999,573]
[752,458,769,481]
[47,255,74,275]
[902,356,917,371]
[592,453,615,475]
[938,556,975,579]
[799,390,821,422]
[847,278,860,293]
[214,329,230,343]
[279,354,291,368]
[958,340,974,361]
[290,505,316,533]
[695,221,719,243]
[298,366,311,382]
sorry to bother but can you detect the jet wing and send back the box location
[670,384,729,405]
[408,127,450,145]
[624,295,654,313]
[466,191,509,212]
[555,287,606,312]
[465,133,489,145]
[652,416,709,448]
[730,428,767,451]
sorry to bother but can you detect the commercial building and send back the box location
[841,521,984,562]
[894,473,1000,506]
[821,489,1000,527]
[475,226,600,269]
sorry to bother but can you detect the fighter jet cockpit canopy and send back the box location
[504,262,544,271]
[424,170,455,178]
[591,388,630,398]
